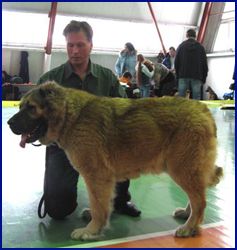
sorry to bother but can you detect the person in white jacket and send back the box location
[136,54,154,97]
[136,54,177,97]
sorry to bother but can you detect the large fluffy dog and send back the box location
[8,81,223,240]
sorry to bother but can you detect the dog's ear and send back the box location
[39,88,53,98]
[38,82,61,98]
[39,84,60,98]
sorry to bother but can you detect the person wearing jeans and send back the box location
[175,29,208,100]
[178,78,202,100]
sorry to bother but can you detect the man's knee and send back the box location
[44,193,78,220]
[40,145,79,219]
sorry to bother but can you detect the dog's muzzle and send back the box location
[8,115,48,148]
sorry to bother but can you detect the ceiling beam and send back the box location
[147,2,166,55]
[199,2,225,53]
[197,2,213,44]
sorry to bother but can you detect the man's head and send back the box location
[169,47,176,58]
[122,71,132,80]
[63,21,93,67]
[186,29,196,39]
[169,47,176,57]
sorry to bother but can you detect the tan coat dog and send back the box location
[8,81,223,240]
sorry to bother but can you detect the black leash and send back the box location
[30,141,47,218]
[31,141,49,218]
[38,194,47,218]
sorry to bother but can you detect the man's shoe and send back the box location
[114,201,141,217]
[81,208,92,221]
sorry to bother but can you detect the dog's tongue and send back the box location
[20,134,28,148]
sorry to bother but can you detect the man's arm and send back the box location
[135,62,142,87]
[201,47,208,83]
[174,46,180,79]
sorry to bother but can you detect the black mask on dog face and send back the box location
[7,103,48,148]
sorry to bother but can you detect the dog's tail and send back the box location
[209,166,224,187]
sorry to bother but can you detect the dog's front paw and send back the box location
[71,227,100,240]
[175,225,199,237]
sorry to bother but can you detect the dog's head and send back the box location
[206,86,213,93]
[8,82,66,148]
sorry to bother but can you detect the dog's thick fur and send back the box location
[8,82,223,240]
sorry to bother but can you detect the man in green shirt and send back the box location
[37,20,141,220]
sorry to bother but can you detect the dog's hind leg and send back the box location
[166,126,216,237]
[167,162,207,237]
[174,190,206,237]
[169,172,206,237]
[71,176,115,240]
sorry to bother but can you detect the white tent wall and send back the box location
[204,56,235,99]
[2,48,234,100]
[2,49,123,84]
[2,48,44,84]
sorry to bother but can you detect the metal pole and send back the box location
[45,2,57,55]
[147,2,166,55]
[197,2,213,44]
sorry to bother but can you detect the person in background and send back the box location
[135,55,176,98]
[2,70,20,100]
[115,42,137,79]
[156,51,165,63]
[37,20,141,221]
[136,54,154,98]
[175,29,208,100]
[119,71,141,98]
[162,47,176,73]
[152,63,176,97]
[119,71,133,88]
[162,47,177,93]
[119,71,143,98]
[2,70,11,83]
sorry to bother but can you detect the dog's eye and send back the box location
[27,104,36,112]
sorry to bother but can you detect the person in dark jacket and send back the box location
[175,29,208,100]
[162,47,176,72]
